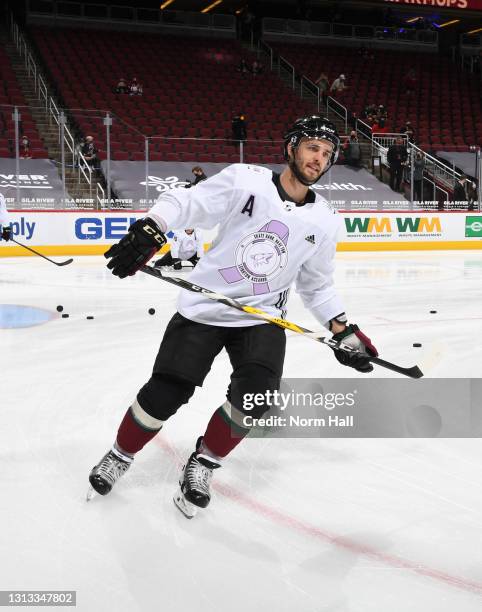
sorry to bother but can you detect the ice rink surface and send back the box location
[1,251,482,612]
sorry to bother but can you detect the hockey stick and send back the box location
[140,264,423,379]
[9,238,73,266]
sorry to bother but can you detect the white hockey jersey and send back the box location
[170,230,203,260]
[0,193,10,227]
[148,164,345,327]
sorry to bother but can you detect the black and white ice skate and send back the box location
[86,449,132,501]
[173,451,221,519]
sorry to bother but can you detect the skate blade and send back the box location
[173,487,197,519]
[86,486,96,502]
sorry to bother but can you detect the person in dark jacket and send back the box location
[185,166,207,188]
[80,135,98,171]
[192,166,207,185]
[453,174,471,208]
[413,152,425,202]
[387,138,408,191]
[343,131,362,168]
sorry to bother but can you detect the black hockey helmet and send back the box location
[283,115,340,172]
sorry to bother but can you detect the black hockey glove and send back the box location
[104,218,166,278]
[189,255,200,267]
[1,226,12,241]
[172,258,182,271]
[332,324,378,373]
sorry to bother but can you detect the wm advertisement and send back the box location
[343,214,443,241]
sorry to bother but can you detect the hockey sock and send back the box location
[116,399,164,455]
[201,401,250,458]
[112,443,134,462]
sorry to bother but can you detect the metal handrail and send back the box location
[278,56,295,90]
[300,76,320,112]
[371,133,408,165]
[262,18,438,46]
[9,9,90,189]
[327,96,347,133]
[96,181,105,209]
[257,39,274,71]
[423,176,449,205]
[77,149,93,191]
[410,143,461,189]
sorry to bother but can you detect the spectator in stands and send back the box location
[237,59,249,77]
[251,60,263,76]
[115,78,128,94]
[185,166,207,188]
[400,121,415,143]
[315,72,329,106]
[343,131,362,168]
[387,137,408,192]
[19,135,32,159]
[363,103,377,120]
[404,68,417,96]
[232,113,247,141]
[129,77,143,96]
[330,74,347,95]
[377,104,388,121]
[348,110,358,130]
[413,151,425,202]
[372,117,388,134]
[80,135,98,171]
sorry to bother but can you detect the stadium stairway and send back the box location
[2,27,102,204]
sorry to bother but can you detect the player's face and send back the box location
[291,138,333,183]
[185,229,194,235]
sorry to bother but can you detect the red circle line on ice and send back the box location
[156,436,482,597]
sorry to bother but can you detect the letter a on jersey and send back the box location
[241,195,255,217]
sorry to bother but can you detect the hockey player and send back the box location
[153,228,203,270]
[0,192,12,242]
[88,115,378,517]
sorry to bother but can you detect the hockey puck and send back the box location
[56,305,64,312]
[413,343,422,347]
[430,310,437,314]
[86,316,94,320]
[148,308,155,315]
[61,313,69,318]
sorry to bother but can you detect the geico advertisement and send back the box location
[3,212,220,245]
[4,212,144,244]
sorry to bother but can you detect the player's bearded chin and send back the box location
[288,149,323,187]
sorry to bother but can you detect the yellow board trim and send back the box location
[0,243,173,258]
[1,241,482,258]
[337,241,482,251]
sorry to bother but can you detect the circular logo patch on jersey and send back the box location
[236,230,287,284]
[219,220,289,295]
